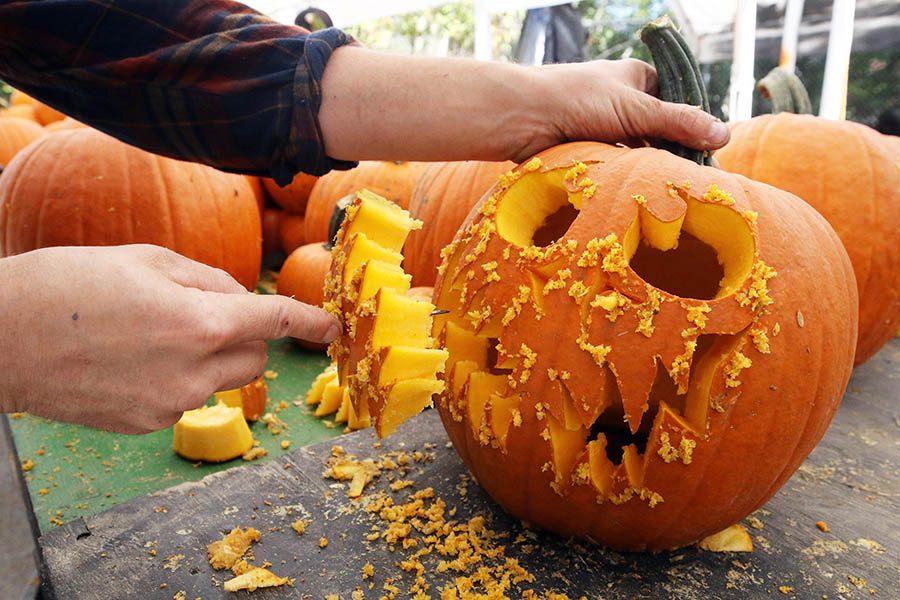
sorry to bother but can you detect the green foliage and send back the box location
[578,0,668,63]
[344,1,523,60]
[0,80,12,108]
[701,48,900,126]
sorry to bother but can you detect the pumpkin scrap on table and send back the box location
[323,189,448,438]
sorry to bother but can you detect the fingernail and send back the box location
[324,322,341,343]
[705,120,730,147]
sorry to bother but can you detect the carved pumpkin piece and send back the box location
[432,142,857,550]
[324,189,449,438]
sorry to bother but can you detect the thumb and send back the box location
[629,93,730,151]
[214,293,340,345]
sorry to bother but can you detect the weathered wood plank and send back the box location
[40,340,899,599]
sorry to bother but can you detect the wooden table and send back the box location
[31,339,900,599]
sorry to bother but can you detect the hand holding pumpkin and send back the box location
[319,47,730,165]
[0,245,338,434]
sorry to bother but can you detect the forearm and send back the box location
[319,47,553,163]
[0,0,355,182]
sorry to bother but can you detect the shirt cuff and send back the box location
[272,27,359,186]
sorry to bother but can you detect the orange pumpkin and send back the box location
[0,104,38,122]
[9,89,36,106]
[262,173,317,213]
[32,101,65,126]
[717,114,900,365]
[244,176,269,215]
[405,160,515,286]
[277,241,331,309]
[0,116,44,168]
[278,212,306,255]
[304,160,426,243]
[261,207,284,257]
[0,128,262,289]
[43,117,87,133]
[432,140,857,551]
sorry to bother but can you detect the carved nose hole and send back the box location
[630,232,723,300]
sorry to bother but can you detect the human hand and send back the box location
[0,245,338,434]
[512,58,730,161]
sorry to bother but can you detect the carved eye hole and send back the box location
[630,232,724,300]
[627,189,756,300]
[495,170,580,248]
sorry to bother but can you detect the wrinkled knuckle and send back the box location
[677,106,708,135]
[200,313,235,348]
[277,303,298,338]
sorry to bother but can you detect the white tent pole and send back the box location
[819,0,856,120]
[728,0,757,122]
[780,0,805,71]
[474,0,492,61]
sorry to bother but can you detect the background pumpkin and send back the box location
[405,160,515,286]
[0,104,38,122]
[303,160,426,243]
[262,173,317,214]
[717,112,900,365]
[32,101,66,126]
[0,116,45,168]
[0,128,262,289]
[278,212,306,255]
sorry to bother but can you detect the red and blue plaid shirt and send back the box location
[0,0,358,184]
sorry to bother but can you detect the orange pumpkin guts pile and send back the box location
[323,189,448,438]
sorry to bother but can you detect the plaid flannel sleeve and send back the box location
[0,0,358,184]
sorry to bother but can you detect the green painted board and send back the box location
[9,338,340,533]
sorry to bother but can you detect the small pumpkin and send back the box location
[244,176,269,215]
[43,117,87,133]
[9,89,36,106]
[0,116,45,168]
[0,128,262,289]
[261,208,284,257]
[0,104,38,122]
[32,101,65,126]
[405,160,516,286]
[716,68,900,364]
[262,172,317,213]
[278,212,306,255]
[430,18,857,551]
[304,160,426,243]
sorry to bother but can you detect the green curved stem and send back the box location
[757,66,813,114]
[639,16,713,166]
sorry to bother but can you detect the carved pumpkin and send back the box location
[406,160,516,286]
[0,116,44,168]
[0,128,262,289]
[717,113,900,365]
[304,160,426,243]
[432,140,857,550]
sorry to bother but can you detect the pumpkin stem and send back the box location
[638,16,713,166]
[326,194,353,250]
[757,66,813,115]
